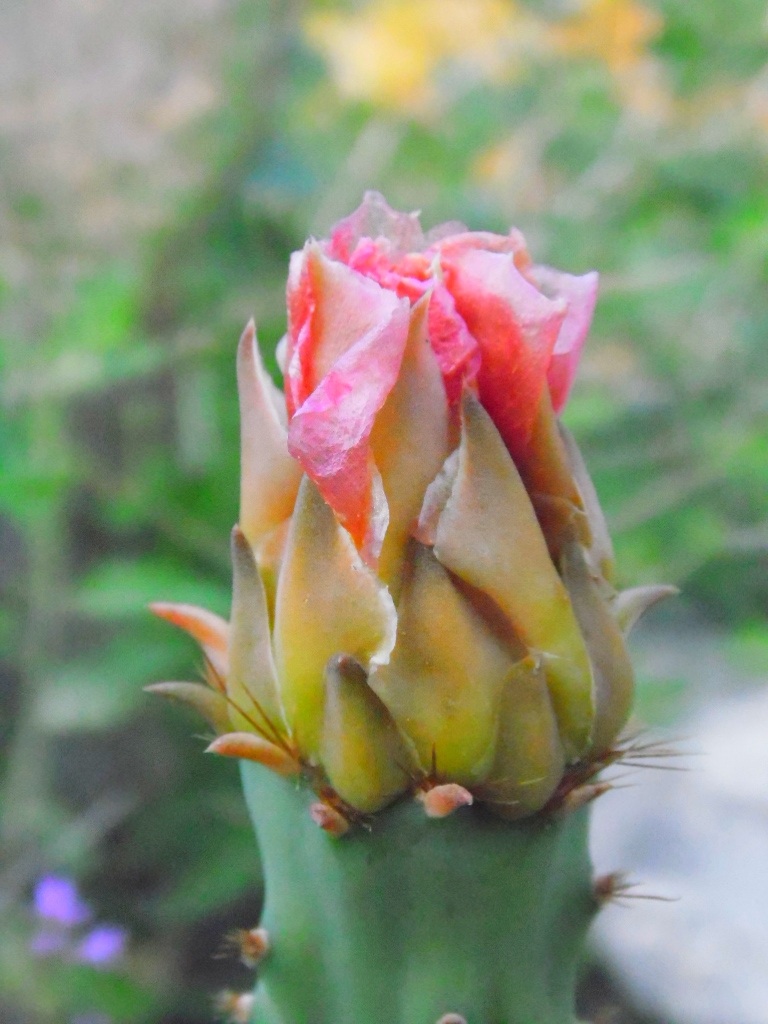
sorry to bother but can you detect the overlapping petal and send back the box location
[286,246,411,560]
[438,244,567,462]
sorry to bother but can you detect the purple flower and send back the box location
[76,925,128,967]
[33,876,91,927]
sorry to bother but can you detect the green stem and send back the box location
[241,764,596,1024]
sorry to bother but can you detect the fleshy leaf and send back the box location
[237,320,302,547]
[477,657,565,819]
[370,298,451,590]
[229,527,285,738]
[370,542,515,784]
[149,602,229,686]
[145,681,231,735]
[273,476,397,759]
[321,655,410,813]
[561,539,634,755]
[286,246,411,560]
[431,394,594,758]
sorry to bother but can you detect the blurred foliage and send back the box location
[0,0,766,1020]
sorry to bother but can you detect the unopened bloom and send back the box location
[152,193,672,824]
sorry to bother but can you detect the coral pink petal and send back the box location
[285,251,315,417]
[433,228,530,262]
[530,266,598,413]
[286,253,411,558]
[426,284,480,403]
[441,248,566,463]
[327,190,424,261]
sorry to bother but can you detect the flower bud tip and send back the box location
[310,801,351,837]
[417,783,474,818]
[436,1015,468,1024]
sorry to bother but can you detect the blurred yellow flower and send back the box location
[304,0,532,114]
[547,0,662,74]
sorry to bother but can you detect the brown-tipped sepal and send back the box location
[321,654,411,814]
[145,681,231,735]
[206,733,300,777]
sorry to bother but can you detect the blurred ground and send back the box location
[1,1,767,1022]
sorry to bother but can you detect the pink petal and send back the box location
[327,190,424,261]
[432,228,531,263]
[426,284,480,403]
[529,266,598,413]
[440,247,566,464]
[286,249,411,560]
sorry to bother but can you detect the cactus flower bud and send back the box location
[150,193,675,1024]
[151,191,673,823]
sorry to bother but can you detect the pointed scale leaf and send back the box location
[238,320,302,548]
[561,539,635,756]
[145,682,231,734]
[370,542,515,784]
[149,602,229,686]
[254,519,291,627]
[431,394,595,759]
[273,476,397,760]
[370,298,451,592]
[519,389,590,561]
[321,655,410,813]
[559,422,615,582]
[477,657,565,820]
[229,527,286,739]
[612,584,679,635]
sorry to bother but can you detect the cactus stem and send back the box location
[242,763,596,1024]
[416,783,474,818]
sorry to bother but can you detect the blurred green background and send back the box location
[1,0,766,1021]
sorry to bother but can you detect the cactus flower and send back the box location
[150,193,673,1024]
